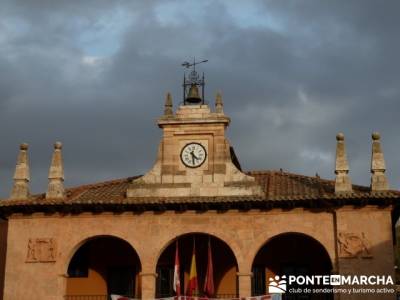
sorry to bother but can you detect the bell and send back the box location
[186,84,202,104]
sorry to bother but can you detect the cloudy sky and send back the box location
[0,0,399,197]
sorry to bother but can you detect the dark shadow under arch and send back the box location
[252,232,333,300]
[65,235,142,299]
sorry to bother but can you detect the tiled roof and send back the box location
[1,171,399,212]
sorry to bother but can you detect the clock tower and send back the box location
[127,65,263,198]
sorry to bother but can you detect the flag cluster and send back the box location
[173,239,215,297]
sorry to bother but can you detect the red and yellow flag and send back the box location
[187,241,198,296]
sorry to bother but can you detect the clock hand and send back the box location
[190,150,199,165]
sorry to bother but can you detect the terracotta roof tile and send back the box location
[1,171,399,211]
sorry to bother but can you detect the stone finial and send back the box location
[46,142,65,199]
[334,133,352,193]
[215,91,223,114]
[164,92,173,116]
[370,132,389,191]
[10,143,30,199]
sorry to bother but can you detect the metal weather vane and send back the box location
[181,58,208,68]
[182,57,208,104]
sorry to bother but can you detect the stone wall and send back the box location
[1,206,395,300]
[336,207,395,300]
[0,220,7,300]
[128,104,263,198]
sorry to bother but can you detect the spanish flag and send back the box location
[187,240,198,296]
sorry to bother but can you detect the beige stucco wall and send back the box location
[2,206,395,300]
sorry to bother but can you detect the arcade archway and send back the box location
[65,236,142,299]
[251,233,333,300]
[156,233,238,298]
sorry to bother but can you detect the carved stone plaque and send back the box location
[338,232,372,258]
[26,238,56,263]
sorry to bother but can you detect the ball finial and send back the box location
[372,132,380,141]
[20,143,29,150]
[336,132,344,141]
[54,141,62,149]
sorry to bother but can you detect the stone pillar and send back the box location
[164,92,173,116]
[10,143,30,199]
[215,91,224,114]
[237,272,252,298]
[370,132,389,191]
[140,272,157,300]
[46,142,65,199]
[334,133,352,193]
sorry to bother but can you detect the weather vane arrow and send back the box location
[182,58,208,70]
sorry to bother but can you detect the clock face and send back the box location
[180,142,207,168]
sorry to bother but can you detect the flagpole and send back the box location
[173,239,181,297]
[204,236,214,297]
[187,236,198,297]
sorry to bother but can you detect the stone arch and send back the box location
[155,231,239,298]
[249,231,334,271]
[64,234,143,298]
[155,231,240,272]
[148,228,241,275]
[63,234,142,275]
[250,232,333,298]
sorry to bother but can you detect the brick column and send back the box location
[140,272,157,300]
[237,272,252,297]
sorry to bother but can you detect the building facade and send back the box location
[0,73,399,300]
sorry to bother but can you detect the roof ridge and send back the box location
[12,175,143,201]
[248,169,334,182]
[66,175,140,192]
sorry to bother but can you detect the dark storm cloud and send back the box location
[0,0,399,197]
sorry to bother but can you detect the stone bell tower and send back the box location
[127,62,263,198]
